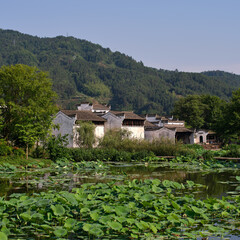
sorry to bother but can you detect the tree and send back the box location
[76,121,95,148]
[172,95,226,130]
[216,88,240,141]
[228,89,240,137]
[172,95,206,129]
[200,95,226,130]
[0,64,57,158]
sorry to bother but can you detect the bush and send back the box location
[69,148,132,162]
[76,121,95,148]
[99,129,131,149]
[131,150,155,161]
[222,144,240,158]
[0,139,12,156]
[66,148,155,162]
[12,147,25,157]
[100,130,197,157]
[202,150,214,160]
[31,145,47,158]
[47,135,72,161]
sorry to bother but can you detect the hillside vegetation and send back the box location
[1,29,240,114]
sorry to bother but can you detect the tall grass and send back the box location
[99,129,196,157]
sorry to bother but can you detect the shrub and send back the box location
[131,150,155,161]
[66,148,155,162]
[202,150,214,160]
[99,129,131,149]
[0,139,12,156]
[47,135,71,161]
[222,144,240,158]
[76,121,95,148]
[100,130,193,157]
[31,145,47,158]
[12,147,25,157]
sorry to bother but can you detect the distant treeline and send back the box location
[1,29,240,114]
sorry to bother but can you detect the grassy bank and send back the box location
[0,155,52,167]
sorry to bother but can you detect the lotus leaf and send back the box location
[90,211,99,221]
[107,221,122,231]
[51,204,65,216]
[0,232,7,240]
[64,218,77,230]
[53,227,67,237]
[115,206,129,216]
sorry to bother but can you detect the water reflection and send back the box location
[0,163,240,200]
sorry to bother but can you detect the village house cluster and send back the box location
[53,103,218,147]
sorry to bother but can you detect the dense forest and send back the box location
[1,29,240,114]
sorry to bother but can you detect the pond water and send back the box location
[1,162,240,200]
[0,161,240,239]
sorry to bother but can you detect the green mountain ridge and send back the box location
[0,28,240,114]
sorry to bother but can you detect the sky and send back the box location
[1,0,240,74]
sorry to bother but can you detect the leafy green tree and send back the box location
[172,95,206,129]
[201,95,226,129]
[172,95,226,130]
[216,88,240,141]
[0,64,57,158]
[76,121,95,148]
[228,89,240,136]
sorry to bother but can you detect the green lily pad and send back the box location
[51,204,65,216]
[53,227,67,237]
[0,232,7,240]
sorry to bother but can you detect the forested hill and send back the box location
[1,29,240,114]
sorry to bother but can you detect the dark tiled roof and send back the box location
[144,120,156,127]
[110,111,145,120]
[147,114,157,117]
[139,114,146,118]
[146,114,162,119]
[92,103,110,111]
[164,124,182,128]
[160,116,169,121]
[164,124,192,133]
[176,127,193,133]
[61,110,106,122]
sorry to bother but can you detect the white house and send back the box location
[52,110,106,147]
[194,130,218,144]
[144,121,176,143]
[144,116,194,144]
[102,111,145,139]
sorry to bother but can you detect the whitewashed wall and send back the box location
[122,126,144,139]
[145,127,175,143]
[194,130,208,144]
[102,113,122,130]
[72,125,105,148]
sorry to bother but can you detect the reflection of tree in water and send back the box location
[110,165,240,199]
[1,164,240,199]
[187,171,240,198]
[0,178,13,197]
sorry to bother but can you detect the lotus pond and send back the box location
[0,157,240,239]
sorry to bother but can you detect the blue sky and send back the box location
[1,0,240,74]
